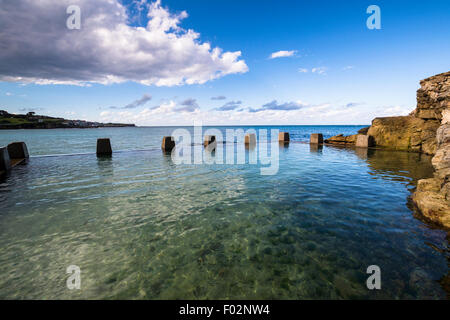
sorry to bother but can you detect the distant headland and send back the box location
[0,110,135,129]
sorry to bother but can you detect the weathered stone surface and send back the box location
[442,109,450,124]
[245,133,256,145]
[432,144,450,173]
[278,132,290,142]
[310,133,323,144]
[324,134,357,145]
[417,178,441,193]
[355,135,374,148]
[0,147,11,172]
[436,123,450,146]
[96,138,112,156]
[415,71,450,121]
[411,71,450,227]
[367,116,439,154]
[7,142,29,159]
[412,182,450,227]
[161,136,175,152]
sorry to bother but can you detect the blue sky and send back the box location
[0,0,449,125]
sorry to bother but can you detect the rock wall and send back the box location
[415,72,450,120]
[411,72,450,228]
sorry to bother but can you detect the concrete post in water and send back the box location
[161,136,175,152]
[97,138,112,156]
[356,135,375,148]
[245,133,256,145]
[278,132,290,143]
[7,142,29,159]
[310,133,323,145]
[204,135,216,147]
[0,147,12,173]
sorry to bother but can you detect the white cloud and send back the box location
[298,68,308,73]
[342,66,354,71]
[0,0,248,87]
[269,50,297,59]
[311,67,327,75]
[375,105,412,117]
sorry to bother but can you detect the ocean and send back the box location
[0,126,448,299]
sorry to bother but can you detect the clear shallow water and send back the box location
[0,126,448,299]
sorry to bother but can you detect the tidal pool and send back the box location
[0,127,448,299]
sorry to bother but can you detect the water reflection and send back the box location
[309,144,323,154]
[365,149,434,185]
[279,141,289,149]
[325,145,434,186]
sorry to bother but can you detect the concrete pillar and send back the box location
[7,142,29,159]
[245,133,256,145]
[204,135,216,147]
[97,138,112,156]
[356,135,375,148]
[0,147,11,172]
[161,136,175,152]
[310,133,323,145]
[278,132,290,142]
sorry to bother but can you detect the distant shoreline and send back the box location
[0,124,135,130]
[0,110,135,130]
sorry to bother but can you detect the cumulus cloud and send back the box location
[298,68,308,73]
[110,94,152,109]
[0,0,248,86]
[215,100,242,111]
[211,96,227,100]
[269,50,296,59]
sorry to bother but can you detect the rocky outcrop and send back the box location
[324,134,358,145]
[411,72,450,228]
[367,116,439,154]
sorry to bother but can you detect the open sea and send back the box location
[0,126,448,299]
